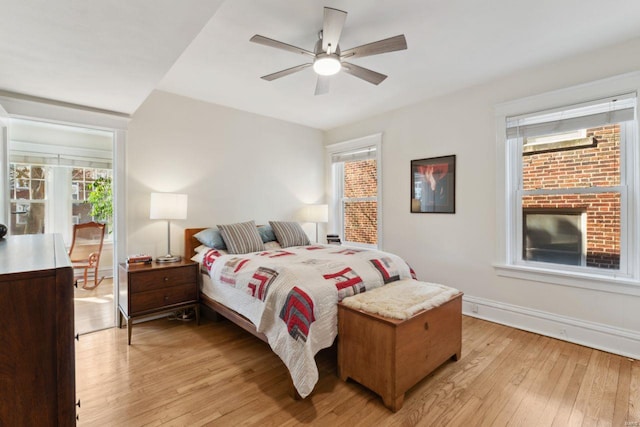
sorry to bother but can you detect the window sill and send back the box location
[493,263,640,296]
[342,241,378,250]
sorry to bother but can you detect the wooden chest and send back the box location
[338,291,462,412]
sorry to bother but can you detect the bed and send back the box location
[184,225,416,398]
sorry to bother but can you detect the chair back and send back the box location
[68,221,106,263]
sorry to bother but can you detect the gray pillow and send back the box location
[194,228,227,250]
[269,221,310,248]
[217,220,265,254]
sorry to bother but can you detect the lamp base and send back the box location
[156,254,182,263]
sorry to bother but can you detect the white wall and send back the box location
[126,90,324,258]
[325,38,640,357]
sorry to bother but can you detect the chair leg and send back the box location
[82,267,94,290]
[94,265,105,288]
[82,267,104,290]
[82,280,94,290]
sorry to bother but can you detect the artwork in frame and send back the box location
[411,155,456,213]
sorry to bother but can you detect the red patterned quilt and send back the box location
[201,244,415,398]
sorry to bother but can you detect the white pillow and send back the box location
[191,248,228,264]
[263,241,282,250]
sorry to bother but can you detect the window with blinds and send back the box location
[505,94,637,274]
[328,137,381,248]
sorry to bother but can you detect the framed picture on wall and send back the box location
[411,155,456,213]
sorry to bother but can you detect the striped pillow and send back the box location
[269,221,310,248]
[217,221,265,254]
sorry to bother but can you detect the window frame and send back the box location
[326,134,382,249]
[494,73,640,296]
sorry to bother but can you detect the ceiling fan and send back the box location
[250,6,407,95]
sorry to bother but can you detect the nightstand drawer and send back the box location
[130,265,197,293]
[130,283,197,314]
[119,260,200,344]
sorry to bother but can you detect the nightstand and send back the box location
[118,260,199,344]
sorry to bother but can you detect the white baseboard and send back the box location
[462,295,639,360]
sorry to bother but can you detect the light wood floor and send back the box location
[76,315,639,426]
[74,277,116,335]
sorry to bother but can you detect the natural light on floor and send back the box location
[74,277,115,334]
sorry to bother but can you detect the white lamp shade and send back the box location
[303,204,329,223]
[149,193,188,220]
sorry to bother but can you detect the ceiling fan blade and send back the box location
[261,63,312,81]
[340,35,407,60]
[322,7,347,53]
[341,62,387,85]
[314,75,330,95]
[250,35,315,58]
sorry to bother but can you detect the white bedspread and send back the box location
[199,244,414,397]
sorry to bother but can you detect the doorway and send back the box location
[7,118,116,334]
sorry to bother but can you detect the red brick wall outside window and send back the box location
[343,159,377,245]
[521,125,620,269]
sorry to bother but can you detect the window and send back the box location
[71,167,112,225]
[9,163,113,239]
[9,163,46,234]
[7,118,114,244]
[327,134,382,248]
[501,92,637,283]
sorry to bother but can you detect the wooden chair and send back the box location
[68,221,106,290]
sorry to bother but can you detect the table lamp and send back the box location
[303,204,328,243]
[150,192,187,263]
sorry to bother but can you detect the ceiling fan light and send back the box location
[313,54,341,76]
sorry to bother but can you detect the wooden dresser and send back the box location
[0,234,76,426]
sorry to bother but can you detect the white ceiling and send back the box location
[1,0,640,130]
[0,0,224,113]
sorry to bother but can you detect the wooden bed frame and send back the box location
[184,227,268,343]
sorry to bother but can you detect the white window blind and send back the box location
[10,140,112,169]
[331,146,376,163]
[506,94,636,139]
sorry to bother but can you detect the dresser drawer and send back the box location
[130,265,197,293]
[130,283,197,314]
